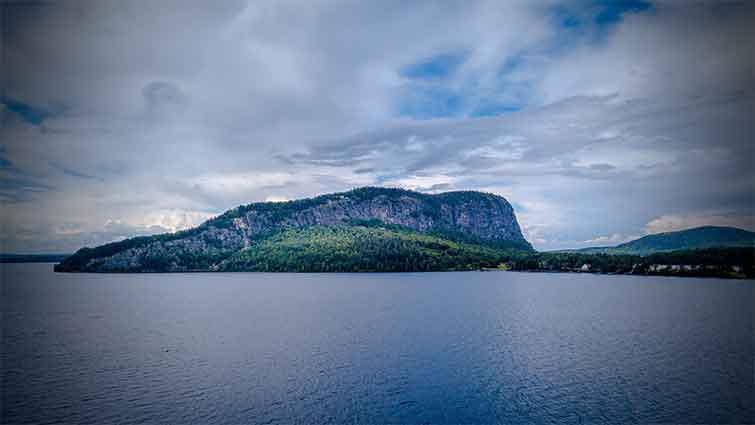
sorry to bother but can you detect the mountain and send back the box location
[575,226,755,255]
[55,187,533,272]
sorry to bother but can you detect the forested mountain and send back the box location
[575,226,754,255]
[55,187,532,272]
[221,223,521,272]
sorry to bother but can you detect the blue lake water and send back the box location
[2,263,753,424]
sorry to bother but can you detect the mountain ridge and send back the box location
[55,187,532,272]
[571,226,754,255]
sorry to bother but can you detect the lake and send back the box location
[2,263,753,424]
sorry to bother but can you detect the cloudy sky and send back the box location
[1,0,754,253]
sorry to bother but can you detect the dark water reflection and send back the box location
[2,264,753,424]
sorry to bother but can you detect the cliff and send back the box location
[55,187,532,272]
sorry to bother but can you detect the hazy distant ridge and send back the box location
[574,226,754,255]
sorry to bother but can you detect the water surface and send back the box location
[2,264,753,424]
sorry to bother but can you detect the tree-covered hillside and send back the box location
[55,187,532,272]
[219,223,519,272]
[575,226,754,255]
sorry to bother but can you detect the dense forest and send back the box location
[218,228,753,277]
[509,247,754,278]
[219,223,519,272]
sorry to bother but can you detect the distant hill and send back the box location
[575,226,755,255]
[55,187,532,272]
[1,253,71,263]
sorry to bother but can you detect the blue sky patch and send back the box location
[594,0,651,26]
[550,0,652,43]
[400,51,468,80]
[397,87,463,119]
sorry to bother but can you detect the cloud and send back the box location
[582,233,638,246]
[264,195,289,203]
[0,176,54,204]
[4,220,171,254]
[1,0,753,252]
[49,162,100,180]
[536,2,755,104]
[142,81,187,107]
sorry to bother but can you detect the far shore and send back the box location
[38,264,752,279]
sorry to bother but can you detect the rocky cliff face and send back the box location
[55,187,531,272]
[236,190,525,241]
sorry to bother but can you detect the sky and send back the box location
[1,0,754,253]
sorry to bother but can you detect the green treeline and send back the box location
[220,224,518,272]
[509,247,754,278]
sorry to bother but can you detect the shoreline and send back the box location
[39,264,754,279]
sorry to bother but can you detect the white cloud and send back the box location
[190,172,294,195]
[140,210,215,233]
[1,1,753,252]
[264,195,289,203]
[465,135,529,161]
[382,174,459,193]
[582,233,637,246]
